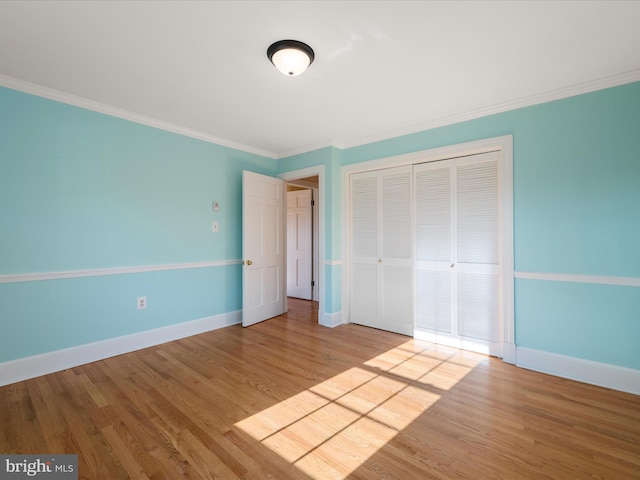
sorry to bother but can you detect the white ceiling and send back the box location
[1,1,639,158]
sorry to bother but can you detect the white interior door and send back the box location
[414,151,502,356]
[287,189,312,300]
[242,171,285,327]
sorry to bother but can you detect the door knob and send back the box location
[450,263,455,268]
[245,260,253,266]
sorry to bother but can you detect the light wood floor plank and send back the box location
[1,298,639,479]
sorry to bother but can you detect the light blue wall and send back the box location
[3,80,639,371]
[0,86,275,363]
[0,266,240,361]
[515,280,640,368]
[0,88,275,273]
[278,81,640,370]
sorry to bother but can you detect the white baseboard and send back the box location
[0,310,241,387]
[502,342,516,365]
[516,347,640,396]
[319,311,343,328]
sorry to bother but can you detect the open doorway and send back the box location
[279,166,325,325]
[286,176,319,302]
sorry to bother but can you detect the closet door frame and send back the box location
[342,135,515,363]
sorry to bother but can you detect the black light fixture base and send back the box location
[267,40,315,66]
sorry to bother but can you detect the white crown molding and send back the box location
[0,259,242,284]
[0,310,241,387]
[276,139,337,160]
[0,74,277,159]
[292,69,640,157]
[515,271,640,288]
[4,70,639,162]
[516,346,640,396]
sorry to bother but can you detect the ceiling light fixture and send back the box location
[267,40,315,77]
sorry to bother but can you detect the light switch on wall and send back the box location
[211,221,219,232]
[212,201,220,211]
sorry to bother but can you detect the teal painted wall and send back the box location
[515,279,640,369]
[3,80,639,371]
[0,86,275,363]
[0,265,240,361]
[278,81,640,370]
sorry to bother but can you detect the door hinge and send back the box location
[311,281,315,286]
[311,200,315,206]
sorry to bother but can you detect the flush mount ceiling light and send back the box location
[267,39,315,76]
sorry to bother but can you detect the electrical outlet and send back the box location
[137,296,147,310]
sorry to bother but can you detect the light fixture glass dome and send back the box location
[267,40,315,76]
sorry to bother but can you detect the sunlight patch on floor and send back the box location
[234,339,486,479]
[365,341,486,391]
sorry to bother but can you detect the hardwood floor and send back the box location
[1,298,639,479]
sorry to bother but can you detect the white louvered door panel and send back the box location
[416,269,451,333]
[350,171,380,328]
[457,160,499,265]
[382,169,412,260]
[351,263,379,325]
[352,173,378,259]
[458,272,499,342]
[456,153,501,351]
[380,166,412,335]
[414,162,453,333]
[415,165,451,262]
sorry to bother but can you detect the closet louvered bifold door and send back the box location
[350,165,413,335]
[414,162,452,334]
[380,167,412,335]
[414,151,502,356]
[350,172,379,326]
[456,158,500,344]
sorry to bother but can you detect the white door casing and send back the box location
[242,171,286,327]
[287,189,313,300]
